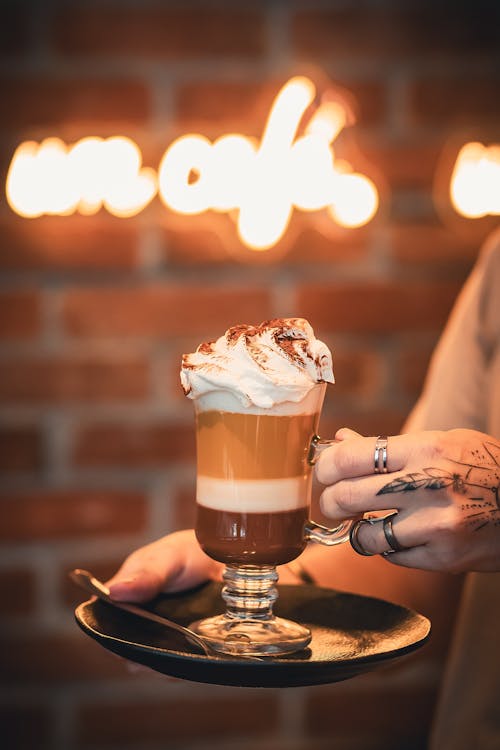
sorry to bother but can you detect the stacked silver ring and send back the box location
[349,517,378,556]
[374,435,388,473]
[348,434,410,557]
[381,512,406,554]
[350,512,407,557]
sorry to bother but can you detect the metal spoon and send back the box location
[69,568,260,660]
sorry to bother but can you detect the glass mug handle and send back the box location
[304,434,352,546]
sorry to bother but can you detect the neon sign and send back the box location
[6,136,157,219]
[6,76,379,251]
[450,142,500,219]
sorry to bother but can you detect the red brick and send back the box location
[0,216,139,271]
[53,6,266,59]
[410,76,500,124]
[163,217,372,267]
[292,5,500,60]
[390,223,479,267]
[359,140,442,190]
[0,78,150,132]
[0,426,42,473]
[0,290,40,340]
[176,77,386,131]
[73,422,195,468]
[0,632,130,683]
[337,80,388,127]
[0,355,149,403]
[78,695,279,745]
[305,682,438,741]
[283,226,371,265]
[0,706,51,749]
[297,280,462,334]
[0,569,36,616]
[175,79,277,133]
[328,349,385,399]
[171,487,197,531]
[0,490,148,542]
[162,221,237,266]
[62,285,272,338]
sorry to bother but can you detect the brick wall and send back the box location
[1,2,498,749]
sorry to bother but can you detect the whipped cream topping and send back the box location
[181,318,334,409]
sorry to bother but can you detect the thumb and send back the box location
[106,553,182,603]
[105,529,222,603]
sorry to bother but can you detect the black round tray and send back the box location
[75,581,430,688]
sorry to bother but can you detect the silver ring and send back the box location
[350,517,378,556]
[382,512,406,554]
[374,435,388,474]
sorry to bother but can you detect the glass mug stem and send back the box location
[222,565,278,621]
[191,564,312,655]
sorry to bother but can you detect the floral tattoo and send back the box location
[377,441,500,531]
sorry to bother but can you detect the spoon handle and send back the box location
[69,569,212,655]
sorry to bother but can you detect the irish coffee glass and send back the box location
[190,383,351,656]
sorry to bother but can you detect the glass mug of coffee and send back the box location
[189,382,351,656]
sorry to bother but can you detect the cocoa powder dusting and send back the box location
[247,340,271,371]
[181,317,327,392]
[197,340,216,354]
[181,354,196,370]
[226,324,255,345]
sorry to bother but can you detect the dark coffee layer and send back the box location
[195,505,308,566]
[196,410,320,479]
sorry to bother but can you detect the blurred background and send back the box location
[0,1,499,748]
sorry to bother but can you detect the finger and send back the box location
[353,512,423,555]
[381,546,439,572]
[106,569,169,603]
[320,471,416,521]
[106,538,184,603]
[107,530,223,602]
[335,427,363,441]
[316,434,410,485]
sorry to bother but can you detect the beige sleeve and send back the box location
[404,227,500,437]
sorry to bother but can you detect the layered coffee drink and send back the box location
[181,318,334,568]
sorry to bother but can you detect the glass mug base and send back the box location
[190,614,311,657]
[189,564,311,656]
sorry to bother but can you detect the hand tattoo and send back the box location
[377,440,500,531]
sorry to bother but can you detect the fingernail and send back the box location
[107,578,138,596]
